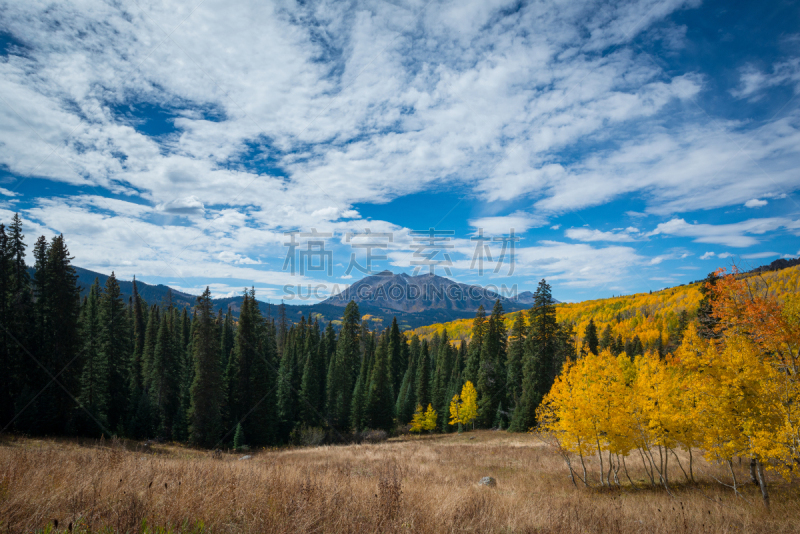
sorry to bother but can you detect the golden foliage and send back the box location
[537,268,800,495]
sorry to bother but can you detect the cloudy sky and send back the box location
[1,0,799,303]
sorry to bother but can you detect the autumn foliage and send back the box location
[537,268,800,505]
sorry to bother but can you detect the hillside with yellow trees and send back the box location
[537,266,800,506]
[408,264,800,357]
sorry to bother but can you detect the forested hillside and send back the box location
[409,264,800,356]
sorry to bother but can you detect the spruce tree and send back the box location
[78,279,107,431]
[599,325,613,352]
[230,289,277,446]
[300,320,325,426]
[5,214,33,430]
[414,339,431,413]
[36,235,81,434]
[99,272,130,433]
[510,279,558,432]
[584,319,599,355]
[0,224,13,427]
[129,277,145,395]
[506,312,526,411]
[464,305,485,385]
[149,312,180,437]
[432,329,454,430]
[477,300,507,428]
[388,317,405,394]
[365,331,394,431]
[189,287,223,447]
[325,301,360,430]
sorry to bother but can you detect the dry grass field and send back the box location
[2,431,799,533]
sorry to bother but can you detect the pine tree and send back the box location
[0,224,13,428]
[388,317,405,394]
[99,272,130,433]
[78,279,107,431]
[129,277,145,395]
[477,300,507,428]
[34,235,82,435]
[233,422,246,450]
[584,319,599,355]
[189,287,223,447]
[510,279,558,432]
[150,312,179,438]
[231,289,277,446]
[599,325,613,352]
[464,306,485,384]
[300,320,325,426]
[414,339,431,414]
[326,301,360,430]
[365,331,394,431]
[506,312,526,411]
[4,214,33,431]
[432,329,454,430]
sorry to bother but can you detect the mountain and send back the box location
[323,270,535,313]
[60,266,530,330]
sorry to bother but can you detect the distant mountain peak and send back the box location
[324,271,533,313]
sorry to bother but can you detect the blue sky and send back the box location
[0,0,798,303]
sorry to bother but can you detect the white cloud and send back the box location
[745,198,768,208]
[649,217,800,248]
[733,58,800,99]
[469,212,545,234]
[550,224,561,230]
[700,252,715,259]
[565,227,640,242]
[741,252,779,259]
[0,188,20,197]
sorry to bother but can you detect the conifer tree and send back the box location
[129,277,145,395]
[584,318,599,355]
[36,235,81,434]
[142,306,159,393]
[510,279,558,432]
[300,320,325,425]
[506,312,526,411]
[150,312,179,437]
[78,279,107,430]
[350,330,373,431]
[477,300,507,427]
[230,289,277,446]
[326,301,360,430]
[599,325,613,352]
[365,331,394,431]
[414,339,431,413]
[0,224,13,428]
[464,305,486,385]
[189,287,223,447]
[4,214,33,429]
[432,329,453,430]
[388,317,405,394]
[99,272,130,432]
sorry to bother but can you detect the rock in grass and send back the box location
[478,476,496,487]
[239,455,252,460]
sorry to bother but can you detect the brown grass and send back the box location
[2,431,799,533]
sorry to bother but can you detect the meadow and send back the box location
[2,431,799,534]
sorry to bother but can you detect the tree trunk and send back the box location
[755,458,770,509]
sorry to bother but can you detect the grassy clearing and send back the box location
[2,431,799,533]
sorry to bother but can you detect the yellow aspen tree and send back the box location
[448,393,461,428]
[422,404,438,433]
[410,404,425,434]
[460,381,478,430]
